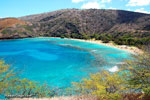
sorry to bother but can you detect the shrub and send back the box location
[72,70,127,100]
[123,51,150,96]
[72,50,150,100]
[0,60,53,98]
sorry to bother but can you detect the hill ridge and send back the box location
[0,9,150,46]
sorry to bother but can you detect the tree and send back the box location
[72,70,127,100]
[0,60,15,94]
[90,34,100,40]
[123,51,150,96]
[0,60,53,98]
[4,78,53,98]
[71,48,150,99]
[82,34,90,40]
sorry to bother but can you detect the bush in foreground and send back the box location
[72,51,150,100]
[0,60,53,98]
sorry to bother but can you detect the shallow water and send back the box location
[0,37,131,88]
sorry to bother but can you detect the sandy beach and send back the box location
[13,95,98,100]
[64,38,143,54]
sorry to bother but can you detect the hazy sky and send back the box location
[1,0,150,18]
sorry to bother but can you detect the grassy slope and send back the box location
[0,18,26,32]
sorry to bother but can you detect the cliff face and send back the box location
[1,9,150,39]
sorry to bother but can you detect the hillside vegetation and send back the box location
[0,9,150,46]
[0,18,26,32]
[0,18,39,39]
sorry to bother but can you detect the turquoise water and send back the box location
[0,37,131,88]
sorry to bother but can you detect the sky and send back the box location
[0,0,150,18]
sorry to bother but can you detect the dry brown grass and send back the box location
[0,18,26,32]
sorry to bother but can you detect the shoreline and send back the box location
[63,38,143,54]
[0,36,143,54]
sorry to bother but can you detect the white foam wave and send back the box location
[108,66,119,72]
